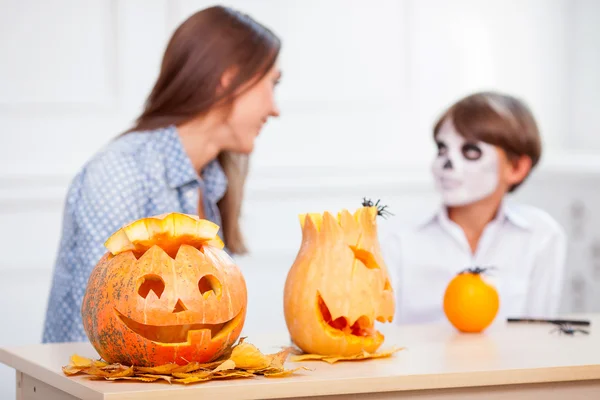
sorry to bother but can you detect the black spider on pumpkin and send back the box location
[362,198,393,219]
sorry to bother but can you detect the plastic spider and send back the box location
[361,197,393,218]
[550,323,589,336]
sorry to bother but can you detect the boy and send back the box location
[382,91,567,325]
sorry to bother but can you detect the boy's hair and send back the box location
[433,91,542,192]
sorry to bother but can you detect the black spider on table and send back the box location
[550,323,590,336]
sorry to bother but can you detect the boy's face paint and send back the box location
[431,119,499,206]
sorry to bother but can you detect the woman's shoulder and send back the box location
[89,129,160,166]
[66,128,170,200]
[79,127,171,180]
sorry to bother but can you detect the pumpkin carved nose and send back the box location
[172,299,187,313]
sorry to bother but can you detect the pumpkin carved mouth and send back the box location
[317,293,376,337]
[115,308,244,344]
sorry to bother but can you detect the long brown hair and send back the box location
[126,6,280,254]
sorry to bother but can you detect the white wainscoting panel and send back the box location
[568,0,600,150]
[407,0,570,151]
[0,0,117,106]
[170,0,408,108]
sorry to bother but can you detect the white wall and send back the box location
[1,0,600,398]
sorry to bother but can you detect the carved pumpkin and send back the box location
[81,213,247,367]
[283,202,395,356]
[443,267,499,333]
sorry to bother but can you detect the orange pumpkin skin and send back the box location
[283,206,395,356]
[81,213,247,367]
[443,268,499,333]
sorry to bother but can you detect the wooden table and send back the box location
[1,315,599,400]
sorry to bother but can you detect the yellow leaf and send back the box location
[69,354,93,367]
[80,366,111,378]
[266,347,292,370]
[172,371,212,379]
[213,359,236,372]
[62,338,309,385]
[264,367,312,378]
[229,342,271,370]
[212,370,255,379]
[105,376,159,382]
[69,354,107,368]
[106,366,135,378]
[136,363,180,374]
[172,360,222,373]
[62,365,84,376]
[290,346,405,364]
[173,376,213,384]
[138,374,174,383]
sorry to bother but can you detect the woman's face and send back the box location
[224,61,281,154]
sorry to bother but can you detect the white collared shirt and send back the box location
[380,201,567,325]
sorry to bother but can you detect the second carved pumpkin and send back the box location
[283,202,395,356]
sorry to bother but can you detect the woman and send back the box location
[42,6,281,343]
[382,91,567,325]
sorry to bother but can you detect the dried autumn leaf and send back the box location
[135,363,180,375]
[138,374,174,383]
[82,365,135,378]
[229,342,271,370]
[100,364,127,371]
[212,370,255,379]
[62,337,308,385]
[105,376,159,382]
[173,376,213,384]
[105,366,136,378]
[70,354,107,368]
[62,354,109,376]
[213,359,236,372]
[266,347,292,370]
[62,365,84,376]
[290,346,405,364]
[172,360,223,373]
[172,371,212,379]
[264,367,312,378]
[80,366,112,378]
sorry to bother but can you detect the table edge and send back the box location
[0,347,104,400]
[3,343,600,400]
[109,366,600,400]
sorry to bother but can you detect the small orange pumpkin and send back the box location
[443,267,499,333]
[81,212,247,367]
[283,200,395,356]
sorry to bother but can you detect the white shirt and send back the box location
[380,201,567,325]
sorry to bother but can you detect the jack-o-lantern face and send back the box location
[81,213,247,367]
[283,204,395,356]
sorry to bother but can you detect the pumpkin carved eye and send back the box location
[198,275,222,299]
[138,275,165,299]
[349,246,380,269]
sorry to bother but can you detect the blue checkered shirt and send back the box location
[42,125,228,343]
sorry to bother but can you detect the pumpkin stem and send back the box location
[458,266,497,275]
[361,197,393,219]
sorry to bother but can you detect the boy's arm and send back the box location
[525,227,568,318]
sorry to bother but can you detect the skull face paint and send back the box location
[431,118,499,206]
